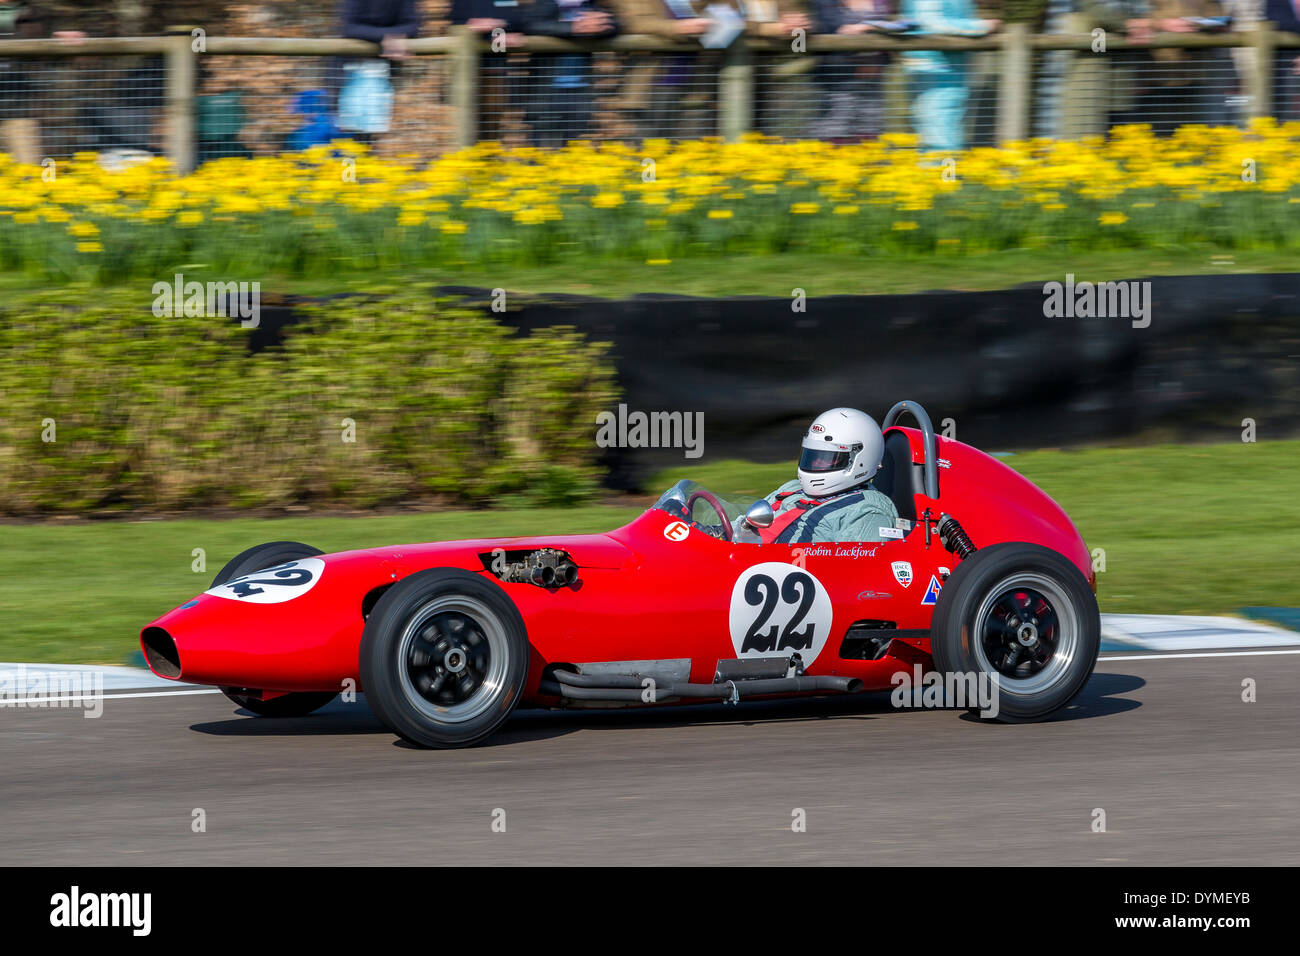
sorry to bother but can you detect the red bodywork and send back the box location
[141,428,1092,703]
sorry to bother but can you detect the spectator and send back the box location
[1036,1,1153,139]
[286,89,342,151]
[615,0,776,138]
[745,0,813,36]
[900,0,999,152]
[450,0,528,142]
[524,0,620,146]
[808,0,894,141]
[342,0,420,56]
[45,2,163,157]
[1265,0,1300,119]
[740,0,814,137]
[337,0,421,145]
[0,0,50,164]
[1137,0,1231,134]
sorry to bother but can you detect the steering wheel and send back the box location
[685,489,733,542]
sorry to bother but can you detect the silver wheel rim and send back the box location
[397,595,509,724]
[972,572,1078,696]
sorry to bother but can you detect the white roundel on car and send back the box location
[728,562,833,665]
[205,558,326,604]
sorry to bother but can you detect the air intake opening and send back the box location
[141,626,182,679]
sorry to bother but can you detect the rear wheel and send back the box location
[360,568,529,749]
[213,541,337,719]
[931,542,1099,721]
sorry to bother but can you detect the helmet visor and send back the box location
[800,446,851,474]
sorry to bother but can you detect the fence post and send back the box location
[1246,22,1275,120]
[883,56,909,134]
[1060,14,1106,137]
[997,22,1031,143]
[450,25,480,148]
[719,38,754,141]
[164,28,197,173]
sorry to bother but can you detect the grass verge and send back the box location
[0,247,1293,301]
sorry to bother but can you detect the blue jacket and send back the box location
[901,0,989,73]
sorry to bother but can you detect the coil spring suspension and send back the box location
[937,513,976,559]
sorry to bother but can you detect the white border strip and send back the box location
[5,651,1299,706]
[0,688,222,705]
[1099,649,1300,662]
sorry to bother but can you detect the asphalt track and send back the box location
[2,650,1298,866]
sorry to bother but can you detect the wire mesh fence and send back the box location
[753,50,1001,148]
[0,55,165,161]
[1033,45,1250,137]
[478,50,720,145]
[193,54,455,160]
[0,30,1298,167]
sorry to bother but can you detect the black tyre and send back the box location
[211,541,325,589]
[931,542,1100,722]
[213,541,336,718]
[360,568,529,749]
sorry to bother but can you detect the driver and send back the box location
[763,408,899,544]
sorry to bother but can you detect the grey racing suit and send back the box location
[764,478,900,544]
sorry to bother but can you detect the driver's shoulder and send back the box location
[858,485,897,514]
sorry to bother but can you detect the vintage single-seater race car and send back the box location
[140,401,1101,748]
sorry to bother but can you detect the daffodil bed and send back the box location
[4,123,1299,281]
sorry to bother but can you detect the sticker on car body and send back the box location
[729,563,833,664]
[205,558,325,604]
[663,520,690,541]
[892,561,913,588]
[921,574,943,605]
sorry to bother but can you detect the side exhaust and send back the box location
[540,667,862,703]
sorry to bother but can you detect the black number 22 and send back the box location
[741,571,817,654]
[226,561,314,599]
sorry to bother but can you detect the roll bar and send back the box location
[881,401,939,500]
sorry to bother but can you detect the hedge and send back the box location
[0,288,617,514]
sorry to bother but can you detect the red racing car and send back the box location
[141,401,1101,748]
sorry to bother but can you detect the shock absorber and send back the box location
[937,513,976,560]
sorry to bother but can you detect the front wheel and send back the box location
[931,542,1099,722]
[360,568,529,749]
[214,542,336,718]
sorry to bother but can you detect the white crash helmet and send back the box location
[797,408,885,497]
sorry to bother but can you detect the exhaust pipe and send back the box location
[543,669,862,702]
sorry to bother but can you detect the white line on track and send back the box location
[3,650,1297,705]
[1099,649,1300,662]
[0,688,222,705]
